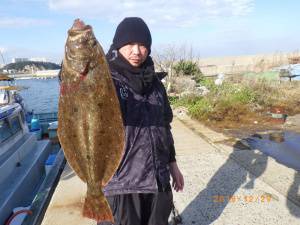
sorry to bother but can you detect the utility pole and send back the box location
[0,49,6,65]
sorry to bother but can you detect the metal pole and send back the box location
[0,49,6,65]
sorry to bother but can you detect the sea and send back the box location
[14,78,59,113]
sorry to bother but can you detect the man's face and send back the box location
[119,43,148,67]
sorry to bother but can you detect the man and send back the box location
[101,17,184,225]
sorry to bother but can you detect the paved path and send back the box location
[171,117,300,225]
[42,117,300,225]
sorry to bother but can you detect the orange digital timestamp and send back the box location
[212,195,272,203]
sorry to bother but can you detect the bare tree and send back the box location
[152,44,201,94]
[152,44,178,93]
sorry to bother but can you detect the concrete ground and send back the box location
[171,116,300,225]
[41,116,300,225]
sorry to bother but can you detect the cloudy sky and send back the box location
[0,0,299,63]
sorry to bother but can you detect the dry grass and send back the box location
[170,77,300,131]
[230,77,300,115]
[274,81,300,115]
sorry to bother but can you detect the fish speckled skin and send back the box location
[58,19,124,222]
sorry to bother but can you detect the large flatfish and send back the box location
[58,19,124,222]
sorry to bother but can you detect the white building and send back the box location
[35,69,60,77]
[12,57,48,63]
[12,58,29,63]
[30,57,47,62]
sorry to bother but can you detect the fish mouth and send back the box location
[72,19,91,31]
[68,18,92,36]
[72,19,86,30]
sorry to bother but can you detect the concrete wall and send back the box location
[198,52,299,76]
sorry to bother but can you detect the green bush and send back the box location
[226,86,257,104]
[192,72,204,84]
[170,78,263,122]
[169,75,297,123]
[173,60,202,76]
[168,96,179,105]
[188,98,213,120]
[172,95,203,108]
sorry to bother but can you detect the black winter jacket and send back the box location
[103,50,176,196]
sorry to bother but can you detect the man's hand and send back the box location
[169,162,184,192]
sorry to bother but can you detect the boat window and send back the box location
[10,116,22,134]
[0,119,13,143]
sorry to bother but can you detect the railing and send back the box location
[279,69,300,82]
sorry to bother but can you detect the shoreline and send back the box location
[7,74,58,80]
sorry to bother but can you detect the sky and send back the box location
[0,0,300,64]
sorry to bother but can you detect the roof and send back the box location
[0,86,27,91]
[0,74,13,81]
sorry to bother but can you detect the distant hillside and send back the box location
[2,61,61,72]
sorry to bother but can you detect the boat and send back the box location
[0,78,65,225]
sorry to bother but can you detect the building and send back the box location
[34,69,60,78]
[12,58,29,63]
[30,57,47,62]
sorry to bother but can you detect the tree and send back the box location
[152,44,202,94]
[152,44,178,93]
[173,60,201,76]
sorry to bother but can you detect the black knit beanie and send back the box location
[112,17,152,54]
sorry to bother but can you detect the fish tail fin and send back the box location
[82,189,114,223]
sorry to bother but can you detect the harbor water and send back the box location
[15,78,59,113]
